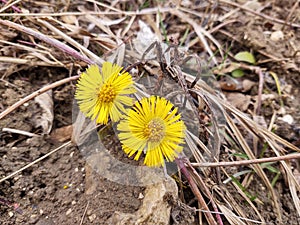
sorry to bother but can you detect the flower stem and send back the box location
[186,160,224,225]
[175,157,217,225]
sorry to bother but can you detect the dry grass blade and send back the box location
[0,0,22,13]
[222,101,280,221]
[0,56,60,67]
[265,138,300,216]
[191,153,300,167]
[0,6,174,17]
[169,9,220,65]
[220,168,265,223]
[176,159,218,225]
[0,40,64,66]
[36,18,104,65]
[186,73,300,222]
[214,187,251,225]
[288,176,300,217]
[217,204,269,225]
[219,0,300,28]
[0,19,94,65]
[2,128,40,137]
[220,99,300,153]
[217,205,247,225]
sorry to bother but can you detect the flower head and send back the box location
[75,62,136,124]
[117,96,186,167]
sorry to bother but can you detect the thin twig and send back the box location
[0,19,94,65]
[191,153,300,168]
[0,141,71,183]
[79,201,90,225]
[2,128,40,137]
[209,19,238,34]
[37,18,104,65]
[283,0,300,30]
[195,209,268,224]
[0,7,173,17]
[176,158,217,225]
[0,0,22,13]
[187,162,224,225]
[0,75,79,120]
[170,9,221,65]
[219,0,300,28]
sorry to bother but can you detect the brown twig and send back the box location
[186,161,224,225]
[170,9,220,64]
[219,0,300,28]
[209,19,238,34]
[0,75,79,120]
[191,153,300,168]
[283,0,300,30]
[0,7,173,17]
[0,19,94,65]
[176,157,217,225]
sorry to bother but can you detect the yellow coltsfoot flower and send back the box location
[75,62,136,124]
[117,96,186,167]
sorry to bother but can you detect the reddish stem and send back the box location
[175,157,217,225]
[0,19,94,65]
[1,0,22,13]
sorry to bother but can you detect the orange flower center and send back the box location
[98,83,116,103]
[144,118,165,142]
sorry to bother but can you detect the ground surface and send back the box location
[0,0,300,225]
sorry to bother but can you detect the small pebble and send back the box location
[88,214,97,222]
[280,114,294,125]
[66,208,72,216]
[8,211,14,217]
[87,210,92,216]
[270,30,284,42]
[29,214,39,224]
[138,193,144,199]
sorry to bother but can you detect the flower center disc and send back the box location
[144,118,165,142]
[98,84,116,103]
